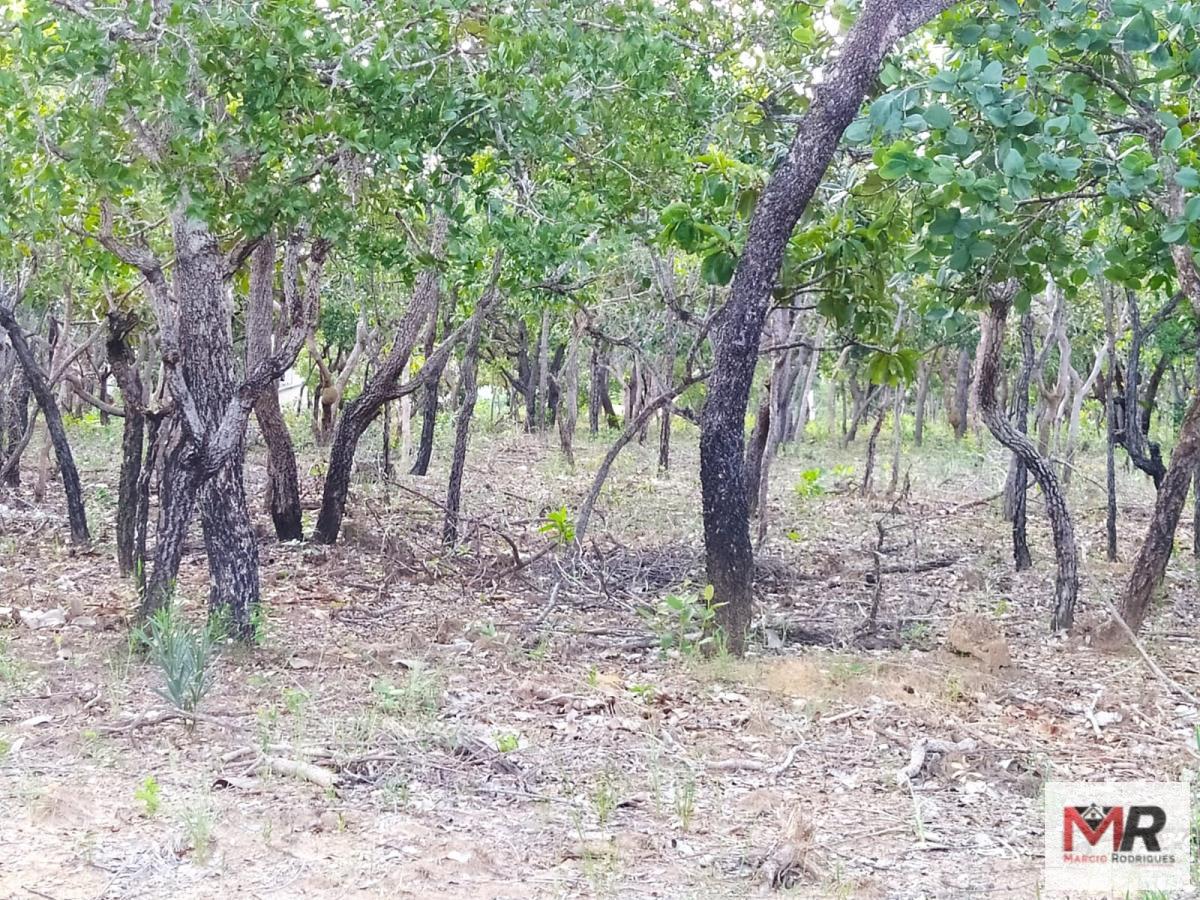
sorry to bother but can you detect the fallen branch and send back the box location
[256,755,338,789]
[895,736,977,785]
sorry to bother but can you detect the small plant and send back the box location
[793,467,826,499]
[137,603,223,715]
[538,505,576,545]
[372,663,443,720]
[674,775,696,831]
[785,529,802,541]
[901,621,933,646]
[646,585,723,655]
[992,598,1011,618]
[593,772,619,826]
[827,659,867,686]
[283,687,309,717]
[250,602,271,647]
[628,683,656,702]
[179,803,216,862]
[943,673,966,703]
[496,732,520,753]
[135,775,161,816]
[378,777,411,811]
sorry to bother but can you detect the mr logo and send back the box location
[1063,803,1166,853]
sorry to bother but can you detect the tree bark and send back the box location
[247,235,304,542]
[314,214,449,544]
[535,309,550,432]
[443,253,503,546]
[977,284,1077,631]
[410,288,443,476]
[107,311,146,575]
[4,367,30,487]
[557,312,582,468]
[913,355,931,447]
[951,347,972,441]
[0,304,89,545]
[698,0,956,652]
[1011,312,1034,571]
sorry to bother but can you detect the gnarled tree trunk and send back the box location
[977,284,1077,631]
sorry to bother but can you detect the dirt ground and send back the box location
[3,414,1200,899]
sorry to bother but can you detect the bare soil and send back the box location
[3,419,1199,898]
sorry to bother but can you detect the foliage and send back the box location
[793,467,827,500]
[645,585,723,654]
[372,664,443,720]
[538,505,576,545]
[137,604,223,715]
[135,775,161,816]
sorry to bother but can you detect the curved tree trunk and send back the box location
[247,235,303,542]
[1010,311,1034,571]
[977,284,1078,631]
[0,305,89,545]
[951,347,972,441]
[698,0,956,653]
[314,214,449,544]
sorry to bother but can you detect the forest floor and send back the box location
[3,414,1200,899]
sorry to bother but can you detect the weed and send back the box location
[250,602,271,647]
[135,775,161,816]
[137,603,222,715]
[0,637,25,698]
[645,586,723,655]
[900,621,932,646]
[496,732,520,753]
[0,736,10,760]
[674,775,696,831]
[283,687,310,717]
[628,683,656,702]
[372,664,442,719]
[593,770,619,825]
[943,674,966,703]
[539,505,576,544]
[793,467,825,499]
[378,777,411,811]
[992,598,1011,618]
[827,659,867,686]
[179,802,216,862]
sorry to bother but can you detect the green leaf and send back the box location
[1163,222,1187,244]
[700,251,736,286]
[1164,127,1183,152]
[1027,45,1050,71]
[1001,148,1026,176]
[1176,168,1200,190]
[843,118,872,143]
[923,104,952,129]
[929,207,962,236]
[1185,196,1200,223]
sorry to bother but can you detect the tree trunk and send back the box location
[976,284,1077,631]
[107,312,146,575]
[0,305,90,545]
[1011,312,1034,571]
[952,347,972,440]
[1102,283,1119,562]
[860,401,886,496]
[535,309,550,432]
[557,313,582,468]
[410,290,442,476]
[588,342,602,435]
[887,386,904,495]
[314,214,450,544]
[443,253,502,546]
[696,0,955,653]
[913,355,932,447]
[4,368,29,487]
[743,394,771,518]
[247,235,303,542]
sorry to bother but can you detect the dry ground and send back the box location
[3,412,1200,898]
